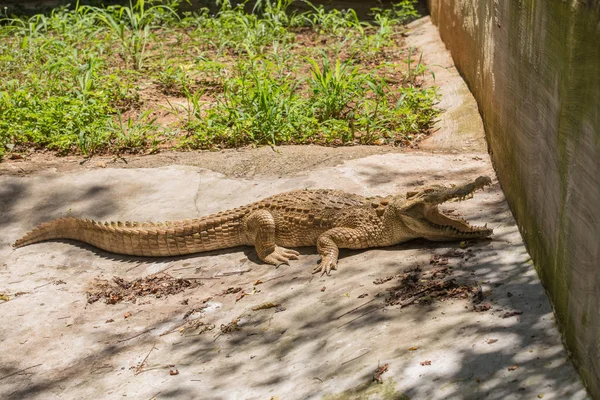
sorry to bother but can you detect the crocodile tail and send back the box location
[14,215,245,257]
[14,217,80,248]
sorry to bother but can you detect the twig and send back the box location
[341,350,371,366]
[33,281,54,290]
[399,279,455,308]
[90,364,112,374]
[126,261,144,273]
[0,364,42,381]
[117,328,154,343]
[135,345,157,375]
[172,266,201,271]
[337,305,386,329]
[160,321,189,337]
[180,276,220,280]
[148,391,161,400]
[136,366,163,374]
[241,273,287,286]
[373,363,389,383]
[214,268,251,277]
[409,279,453,298]
[261,274,288,283]
[335,298,377,320]
[212,332,223,342]
[159,318,203,336]
[156,263,177,275]
[399,295,419,308]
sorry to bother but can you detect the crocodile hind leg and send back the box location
[245,210,300,266]
[314,227,363,276]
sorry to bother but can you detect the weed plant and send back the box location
[0,0,437,160]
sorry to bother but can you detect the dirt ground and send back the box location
[0,17,588,400]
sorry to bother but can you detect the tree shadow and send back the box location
[3,241,584,399]
[1,176,117,250]
[354,161,486,189]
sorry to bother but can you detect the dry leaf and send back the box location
[508,364,519,371]
[408,346,419,351]
[221,287,242,296]
[254,280,263,285]
[373,276,394,285]
[124,312,132,319]
[220,318,240,333]
[321,286,326,292]
[486,339,498,344]
[474,303,492,312]
[373,363,389,383]
[169,369,179,376]
[420,360,432,366]
[235,291,247,302]
[502,310,523,318]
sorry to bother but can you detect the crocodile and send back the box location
[14,176,493,275]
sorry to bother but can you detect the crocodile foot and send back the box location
[313,255,338,276]
[263,246,300,266]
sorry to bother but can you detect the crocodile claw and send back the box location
[313,255,338,276]
[264,246,300,266]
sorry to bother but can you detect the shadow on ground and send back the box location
[0,155,586,399]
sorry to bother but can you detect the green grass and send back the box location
[0,0,438,160]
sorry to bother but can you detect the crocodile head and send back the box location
[393,176,493,241]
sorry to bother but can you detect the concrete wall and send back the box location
[427,0,600,397]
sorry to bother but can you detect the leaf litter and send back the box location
[383,259,486,309]
[86,273,202,304]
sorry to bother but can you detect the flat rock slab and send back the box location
[0,152,587,400]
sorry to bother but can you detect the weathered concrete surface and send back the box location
[0,153,588,400]
[427,0,600,397]
[406,17,487,154]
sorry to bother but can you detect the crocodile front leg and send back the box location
[314,227,364,276]
[245,210,300,266]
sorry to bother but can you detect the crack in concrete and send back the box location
[193,171,202,217]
